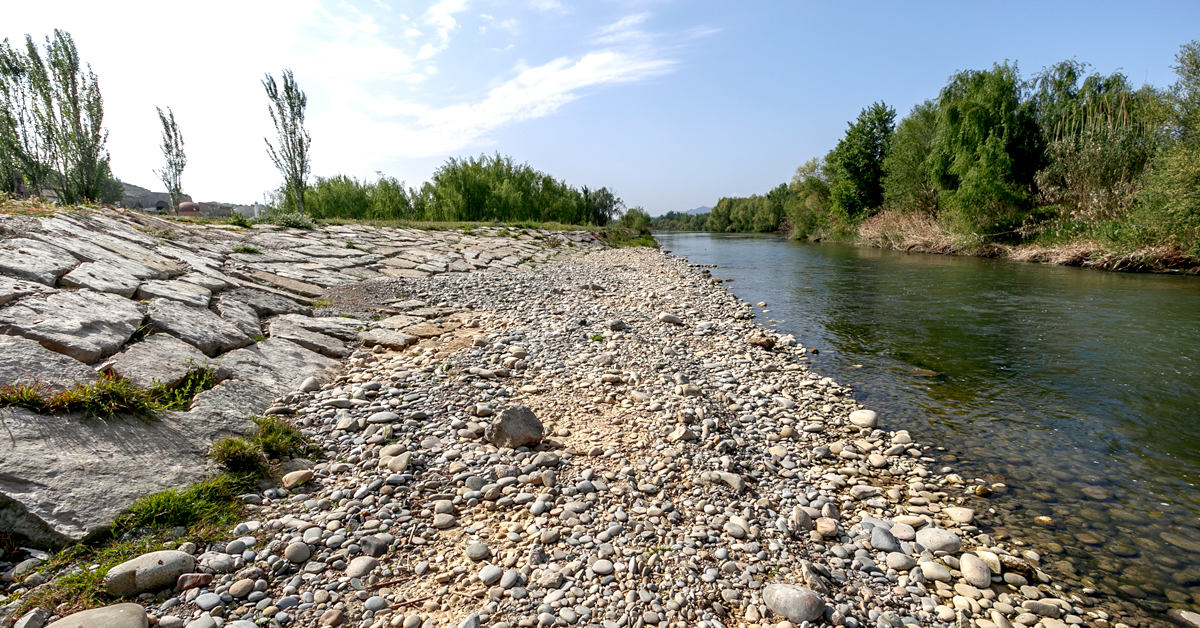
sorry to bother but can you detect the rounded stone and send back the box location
[762,584,826,623]
[432,513,457,529]
[103,550,196,597]
[229,578,255,598]
[886,552,917,571]
[848,409,878,428]
[365,596,388,612]
[46,604,150,628]
[479,564,503,585]
[284,542,311,563]
[466,542,491,561]
[915,527,962,554]
[960,552,992,588]
[592,559,614,575]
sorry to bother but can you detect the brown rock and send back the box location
[319,609,344,626]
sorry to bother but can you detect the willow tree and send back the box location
[263,69,310,214]
[154,106,185,213]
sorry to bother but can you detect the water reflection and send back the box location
[658,232,1200,611]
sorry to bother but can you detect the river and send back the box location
[656,232,1200,617]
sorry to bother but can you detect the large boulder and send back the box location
[0,290,144,363]
[103,550,195,596]
[484,406,543,449]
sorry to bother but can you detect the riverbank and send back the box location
[1,241,1158,628]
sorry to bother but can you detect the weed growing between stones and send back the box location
[208,437,269,475]
[251,415,315,459]
[150,364,219,411]
[0,377,158,419]
[0,365,220,418]
[209,415,316,475]
[230,245,262,254]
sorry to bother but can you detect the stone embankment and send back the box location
[0,216,1161,628]
[0,208,604,547]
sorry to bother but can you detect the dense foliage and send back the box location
[273,153,626,226]
[673,42,1200,262]
[0,30,120,204]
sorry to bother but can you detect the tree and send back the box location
[33,31,111,204]
[154,106,185,213]
[927,63,1043,238]
[826,101,896,225]
[882,100,940,214]
[263,69,311,214]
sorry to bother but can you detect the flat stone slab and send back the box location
[0,237,79,285]
[99,334,216,389]
[0,335,98,390]
[216,338,339,394]
[402,320,462,338]
[29,232,168,280]
[358,329,417,350]
[0,290,145,363]
[145,298,252,356]
[379,267,430,279]
[215,295,262,338]
[135,279,212,307]
[247,270,325,298]
[222,287,312,317]
[376,315,423,330]
[0,276,43,306]
[272,314,360,340]
[268,319,350,358]
[60,262,141,297]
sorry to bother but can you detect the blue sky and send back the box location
[6,1,1199,214]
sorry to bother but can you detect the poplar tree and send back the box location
[154,106,185,213]
[263,69,310,214]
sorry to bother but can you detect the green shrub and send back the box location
[209,437,268,475]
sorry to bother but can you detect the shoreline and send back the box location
[652,229,1200,275]
[2,240,1157,628]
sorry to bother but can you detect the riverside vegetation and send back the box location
[652,41,1200,272]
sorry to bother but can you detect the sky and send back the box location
[5,1,1199,214]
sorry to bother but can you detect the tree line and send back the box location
[275,153,627,226]
[654,41,1200,261]
[1,30,630,229]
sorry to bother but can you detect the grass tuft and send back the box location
[209,437,268,475]
[252,415,315,459]
[0,377,158,419]
[231,245,262,254]
[152,364,219,411]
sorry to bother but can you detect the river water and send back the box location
[656,232,1200,618]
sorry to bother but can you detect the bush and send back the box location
[254,210,315,230]
[209,437,268,475]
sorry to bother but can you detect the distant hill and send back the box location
[656,205,710,217]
